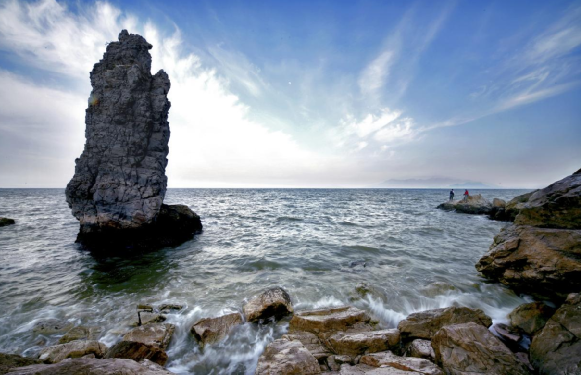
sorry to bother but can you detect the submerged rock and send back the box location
[530,293,581,375]
[65,30,201,250]
[397,306,492,340]
[190,313,242,347]
[38,340,107,364]
[59,326,102,344]
[255,338,321,375]
[431,322,530,375]
[5,358,174,374]
[32,319,73,335]
[243,287,293,323]
[436,194,492,215]
[0,218,15,227]
[0,353,42,375]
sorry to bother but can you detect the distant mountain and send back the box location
[377,176,499,189]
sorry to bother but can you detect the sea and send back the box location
[0,188,532,374]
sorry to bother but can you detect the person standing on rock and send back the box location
[449,189,455,201]
[463,189,469,201]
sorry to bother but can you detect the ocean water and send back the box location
[0,188,532,374]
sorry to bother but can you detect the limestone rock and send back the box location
[360,351,443,375]
[530,293,581,375]
[436,194,492,215]
[255,338,321,375]
[5,358,174,374]
[515,168,581,229]
[405,339,435,361]
[281,331,331,361]
[508,301,555,335]
[327,329,400,357]
[38,340,107,364]
[431,322,530,375]
[59,326,102,344]
[290,306,371,335]
[475,224,581,298]
[0,218,15,227]
[0,353,41,375]
[32,319,73,335]
[123,323,174,350]
[397,306,492,340]
[190,313,242,347]
[65,30,201,250]
[243,287,293,323]
[105,341,168,366]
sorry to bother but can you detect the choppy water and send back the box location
[0,188,532,374]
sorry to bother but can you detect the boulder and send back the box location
[32,319,73,335]
[0,218,15,227]
[38,340,107,364]
[491,323,523,351]
[0,353,41,375]
[515,168,581,229]
[243,287,293,323]
[59,326,101,344]
[360,351,443,375]
[5,358,174,374]
[530,293,581,375]
[508,301,555,335]
[64,29,201,251]
[488,198,510,221]
[289,306,371,335]
[123,323,175,350]
[405,339,435,361]
[338,363,421,374]
[397,307,492,340]
[436,194,492,215]
[135,312,166,326]
[327,329,400,358]
[475,224,581,298]
[104,341,168,366]
[493,198,506,208]
[190,313,242,347]
[255,338,321,375]
[281,331,331,361]
[431,322,530,375]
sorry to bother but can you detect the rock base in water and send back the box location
[76,204,202,251]
[0,217,15,227]
[436,195,492,215]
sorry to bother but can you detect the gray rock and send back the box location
[191,313,242,347]
[255,338,321,375]
[0,218,15,227]
[243,287,293,323]
[432,322,530,375]
[0,353,42,375]
[281,331,331,361]
[360,351,443,375]
[38,340,107,364]
[530,293,581,375]
[123,323,174,350]
[5,358,174,374]
[405,339,435,361]
[338,363,419,374]
[289,306,371,335]
[327,329,401,358]
[397,306,492,340]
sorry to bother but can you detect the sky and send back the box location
[0,0,579,188]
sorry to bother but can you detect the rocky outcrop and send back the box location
[123,323,174,350]
[436,194,492,215]
[504,191,536,221]
[530,293,581,375]
[38,340,107,363]
[0,218,15,227]
[475,225,581,299]
[190,313,242,347]
[104,341,168,366]
[476,168,581,299]
[5,358,174,375]
[289,306,371,335]
[508,302,555,335]
[397,307,492,340]
[65,30,201,250]
[243,287,293,323]
[431,322,530,375]
[0,353,41,375]
[255,338,321,375]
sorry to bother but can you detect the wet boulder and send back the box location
[104,341,168,367]
[255,338,321,375]
[0,218,15,227]
[431,322,530,375]
[38,340,107,364]
[530,293,581,375]
[360,351,443,375]
[397,306,492,340]
[405,339,435,361]
[289,306,371,335]
[508,301,555,335]
[0,353,42,375]
[327,329,401,358]
[243,287,293,323]
[190,313,242,347]
[123,323,175,350]
[436,194,492,215]
[5,358,174,374]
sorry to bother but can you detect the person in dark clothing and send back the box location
[449,189,454,200]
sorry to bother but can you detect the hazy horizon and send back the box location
[0,0,580,189]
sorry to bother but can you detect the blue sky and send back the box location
[0,0,579,188]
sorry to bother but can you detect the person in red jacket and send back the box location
[463,189,469,201]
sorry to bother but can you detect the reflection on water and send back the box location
[0,188,532,374]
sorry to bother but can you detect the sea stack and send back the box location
[65,30,201,250]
